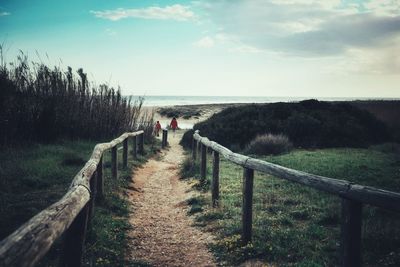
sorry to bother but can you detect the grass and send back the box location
[0,140,98,239]
[0,138,161,266]
[185,145,400,266]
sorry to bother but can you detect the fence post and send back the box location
[60,204,89,267]
[200,143,207,183]
[96,156,104,201]
[88,172,97,221]
[162,129,168,148]
[111,146,118,180]
[340,198,362,267]
[132,136,137,160]
[197,140,201,162]
[242,167,254,244]
[212,151,220,207]
[192,137,197,160]
[123,138,128,169]
[138,133,144,155]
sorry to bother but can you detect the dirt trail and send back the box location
[126,131,216,267]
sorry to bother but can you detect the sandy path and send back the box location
[126,131,216,267]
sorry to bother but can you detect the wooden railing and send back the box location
[192,130,400,267]
[0,130,168,267]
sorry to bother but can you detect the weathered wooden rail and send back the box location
[193,130,400,267]
[0,130,168,267]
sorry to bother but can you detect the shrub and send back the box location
[181,100,390,150]
[0,51,150,145]
[244,133,293,155]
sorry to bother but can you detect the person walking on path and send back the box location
[170,117,178,137]
[154,121,162,137]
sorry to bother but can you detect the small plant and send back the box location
[179,157,198,179]
[244,133,293,155]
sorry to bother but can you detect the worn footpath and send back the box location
[126,131,216,267]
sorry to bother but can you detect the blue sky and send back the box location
[0,0,399,97]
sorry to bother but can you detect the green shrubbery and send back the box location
[244,133,293,155]
[181,100,390,151]
[158,106,201,119]
[0,52,152,145]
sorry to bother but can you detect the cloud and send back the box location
[105,28,117,36]
[0,11,10,16]
[91,4,194,21]
[364,0,400,17]
[197,0,400,57]
[194,36,215,48]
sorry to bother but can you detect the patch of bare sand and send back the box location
[126,131,216,267]
[142,103,239,129]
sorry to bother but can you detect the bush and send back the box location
[0,51,149,145]
[244,133,293,155]
[181,100,390,150]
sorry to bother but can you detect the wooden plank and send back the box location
[111,146,118,180]
[123,138,128,169]
[132,136,137,159]
[341,198,362,267]
[242,167,254,244]
[212,151,220,207]
[96,156,104,201]
[200,143,207,183]
[60,203,89,267]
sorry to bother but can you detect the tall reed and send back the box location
[0,51,150,145]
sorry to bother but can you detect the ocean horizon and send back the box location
[127,95,400,107]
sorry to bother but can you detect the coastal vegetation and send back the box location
[158,106,201,119]
[0,53,156,266]
[184,145,400,266]
[181,100,391,150]
[181,102,400,266]
[244,133,293,155]
[0,51,152,145]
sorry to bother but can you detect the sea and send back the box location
[128,95,398,107]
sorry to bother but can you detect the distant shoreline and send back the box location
[131,95,400,107]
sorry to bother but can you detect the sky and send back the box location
[0,0,399,97]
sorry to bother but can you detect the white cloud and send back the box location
[364,0,400,17]
[197,0,400,59]
[105,28,117,36]
[91,4,194,21]
[193,36,215,48]
[0,11,10,16]
[229,45,263,54]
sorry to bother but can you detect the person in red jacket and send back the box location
[154,121,162,137]
[170,117,178,137]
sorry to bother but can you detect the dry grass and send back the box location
[245,133,293,155]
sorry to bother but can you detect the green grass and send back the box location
[0,140,98,240]
[0,138,161,266]
[186,145,400,266]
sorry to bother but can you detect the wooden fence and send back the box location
[193,130,400,267]
[0,129,169,267]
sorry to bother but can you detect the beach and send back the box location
[143,103,244,129]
